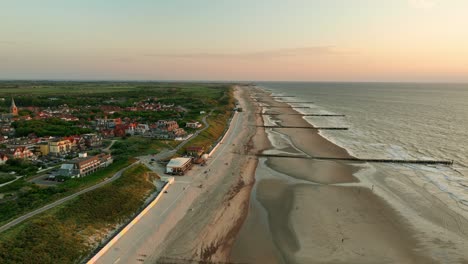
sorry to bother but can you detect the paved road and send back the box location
[93,110,242,264]
[0,161,140,233]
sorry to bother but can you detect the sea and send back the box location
[257,82,468,212]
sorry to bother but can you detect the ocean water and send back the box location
[258,82,468,213]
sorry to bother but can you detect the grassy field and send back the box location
[0,164,156,264]
[0,81,232,95]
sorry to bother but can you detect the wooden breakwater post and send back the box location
[254,153,454,166]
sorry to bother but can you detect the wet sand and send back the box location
[229,87,467,263]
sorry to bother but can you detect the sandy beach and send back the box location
[229,87,468,264]
[128,85,468,264]
[142,85,268,263]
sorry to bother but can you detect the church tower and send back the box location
[11,98,18,116]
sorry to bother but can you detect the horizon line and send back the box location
[0,79,467,85]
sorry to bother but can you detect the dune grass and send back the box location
[0,164,155,264]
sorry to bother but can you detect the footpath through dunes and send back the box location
[229,88,448,264]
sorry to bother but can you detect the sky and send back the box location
[1,0,467,82]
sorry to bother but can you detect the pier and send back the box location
[255,154,454,166]
[256,126,349,130]
[259,113,346,117]
[255,101,315,104]
[262,106,312,109]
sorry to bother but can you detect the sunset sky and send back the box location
[1,0,467,81]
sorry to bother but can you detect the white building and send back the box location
[166,157,192,175]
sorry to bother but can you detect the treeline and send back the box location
[12,118,93,137]
[0,159,38,176]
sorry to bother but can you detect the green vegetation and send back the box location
[0,136,176,227]
[0,173,15,185]
[111,136,178,159]
[0,164,156,264]
[12,118,93,137]
[0,81,233,111]
[0,158,132,226]
[180,87,236,153]
[0,159,38,177]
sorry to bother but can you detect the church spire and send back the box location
[11,97,18,116]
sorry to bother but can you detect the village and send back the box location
[0,96,205,182]
[0,82,237,263]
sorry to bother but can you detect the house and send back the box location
[6,146,35,159]
[69,135,86,150]
[100,129,115,138]
[0,153,9,165]
[186,121,202,129]
[135,124,150,135]
[49,139,72,156]
[58,153,111,178]
[156,120,179,132]
[147,120,187,139]
[125,123,137,136]
[113,124,127,137]
[172,128,187,138]
[0,124,15,135]
[82,133,102,147]
[95,117,122,129]
[186,146,205,158]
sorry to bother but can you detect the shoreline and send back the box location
[107,84,468,264]
[229,86,441,263]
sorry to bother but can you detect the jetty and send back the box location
[262,106,312,109]
[256,126,349,130]
[255,101,315,104]
[255,153,454,166]
[259,113,345,117]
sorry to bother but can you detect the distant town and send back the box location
[0,93,209,180]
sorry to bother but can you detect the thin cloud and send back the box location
[144,46,353,60]
[409,0,437,9]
